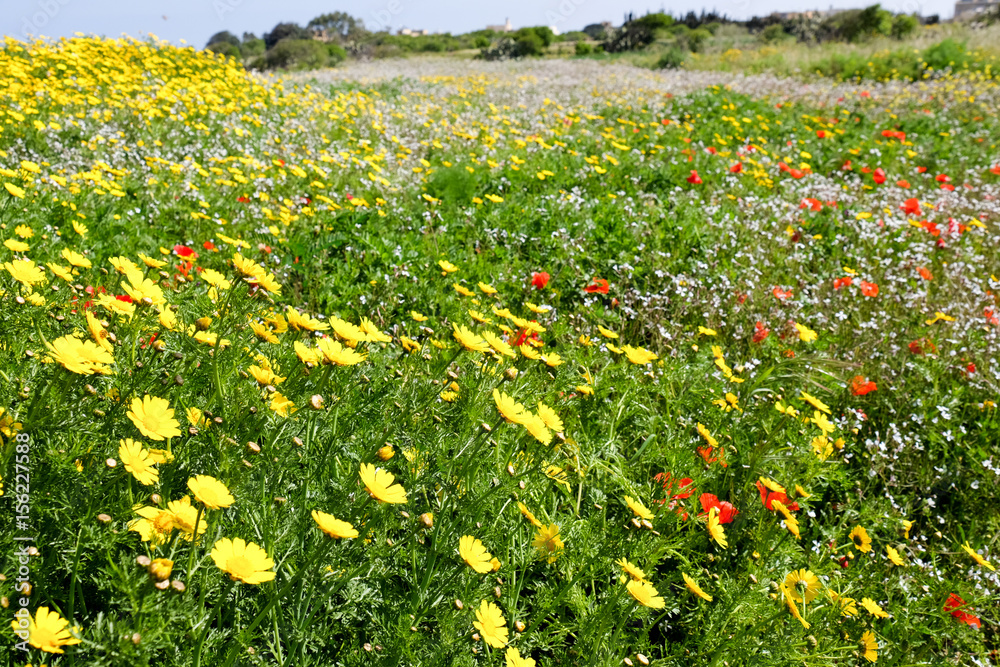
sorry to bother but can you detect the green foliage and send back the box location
[890,14,919,40]
[258,39,330,71]
[239,37,265,59]
[263,22,312,50]
[656,47,686,69]
[838,5,893,43]
[575,42,594,56]
[206,41,240,59]
[760,24,790,44]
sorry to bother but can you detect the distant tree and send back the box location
[759,24,788,44]
[891,14,919,39]
[634,12,674,32]
[264,23,311,50]
[256,39,329,70]
[207,42,240,59]
[839,5,892,42]
[240,37,265,58]
[205,31,239,49]
[307,12,367,42]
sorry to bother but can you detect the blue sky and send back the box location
[4,0,954,48]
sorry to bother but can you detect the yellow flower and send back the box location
[783,569,820,603]
[682,572,713,601]
[359,462,407,504]
[47,262,73,282]
[72,220,88,236]
[201,268,231,290]
[794,322,817,342]
[149,558,173,581]
[4,238,29,252]
[453,323,490,353]
[118,438,159,486]
[523,413,553,445]
[518,502,543,528]
[123,277,166,306]
[616,558,647,582]
[597,325,618,339]
[532,523,564,563]
[453,282,475,297]
[482,330,515,358]
[311,510,358,539]
[886,545,906,566]
[811,410,835,436]
[410,310,428,322]
[61,248,91,268]
[902,519,913,539]
[961,542,995,570]
[459,535,494,573]
[696,423,718,447]
[536,402,564,432]
[10,606,81,654]
[473,600,508,648]
[493,389,530,425]
[860,630,878,663]
[287,307,329,332]
[626,579,665,609]
[624,495,654,521]
[828,590,859,616]
[188,475,235,509]
[771,500,800,539]
[780,584,810,629]
[800,391,830,414]
[4,182,26,198]
[4,259,47,286]
[317,338,367,366]
[698,325,717,336]
[138,253,167,268]
[860,597,889,618]
[210,537,276,584]
[505,647,536,667]
[127,395,181,441]
[438,259,458,273]
[621,344,657,365]
[519,344,540,360]
[540,352,565,367]
[269,392,297,416]
[849,525,872,553]
[477,281,497,295]
[707,506,728,548]
[46,334,114,375]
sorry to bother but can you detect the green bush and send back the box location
[206,42,241,59]
[325,42,347,65]
[891,14,919,39]
[575,42,593,56]
[686,28,712,53]
[260,39,329,71]
[657,47,686,69]
[240,38,265,58]
[760,24,789,44]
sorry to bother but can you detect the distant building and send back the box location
[486,18,513,33]
[397,28,429,36]
[954,0,998,18]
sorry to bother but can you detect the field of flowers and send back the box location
[1,37,999,666]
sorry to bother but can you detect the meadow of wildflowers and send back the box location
[0,37,998,666]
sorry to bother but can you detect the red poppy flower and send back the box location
[851,375,877,396]
[833,276,853,290]
[788,168,805,179]
[687,170,702,185]
[935,173,951,183]
[816,130,827,139]
[772,286,793,300]
[697,445,728,468]
[917,267,933,281]
[841,160,853,171]
[729,162,743,173]
[756,480,799,512]
[940,183,955,191]
[530,272,550,290]
[899,197,922,216]
[173,244,197,258]
[800,197,822,211]
[203,241,216,251]
[860,281,879,297]
[881,129,906,141]
[896,179,910,188]
[944,593,981,628]
[860,91,871,98]
[699,493,739,524]
[986,308,999,326]
[873,168,887,185]
[917,166,928,173]
[966,363,976,375]
[752,321,770,343]
[706,146,717,155]
[991,165,1000,176]
[237,196,250,203]
[584,278,609,294]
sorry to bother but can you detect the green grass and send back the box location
[0,36,999,666]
